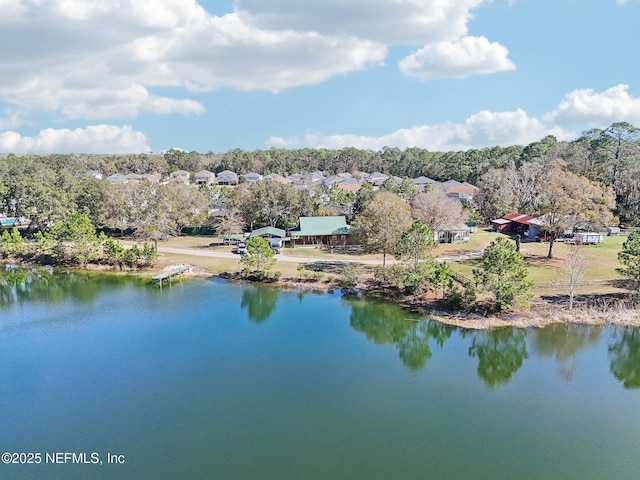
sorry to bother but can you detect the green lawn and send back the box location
[449,234,629,298]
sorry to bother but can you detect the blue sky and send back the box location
[1,0,639,154]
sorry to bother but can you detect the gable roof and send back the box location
[291,216,351,237]
[447,182,480,195]
[412,176,436,185]
[249,226,287,238]
[503,213,536,224]
[107,173,129,183]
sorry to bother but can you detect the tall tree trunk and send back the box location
[547,237,555,259]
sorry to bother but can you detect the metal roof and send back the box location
[290,216,351,237]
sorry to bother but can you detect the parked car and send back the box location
[236,242,247,254]
[223,238,239,245]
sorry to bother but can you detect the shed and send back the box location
[574,232,604,245]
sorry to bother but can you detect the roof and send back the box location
[442,179,461,189]
[107,173,129,183]
[447,182,479,195]
[249,226,287,238]
[412,176,436,185]
[245,172,263,180]
[291,216,351,237]
[503,213,535,224]
[336,181,361,192]
[195,170,215,177]
[491,218,512,225]
[217,171,239,183]
[439,223,471,232]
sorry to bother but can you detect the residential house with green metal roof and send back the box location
[289,216,352,246]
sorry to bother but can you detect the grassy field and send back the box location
[448,232,628,298]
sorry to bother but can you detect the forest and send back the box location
[0,121,638,238]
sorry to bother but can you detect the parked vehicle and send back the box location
[223,238,239,245]
[270,237,283,253]
[236,242,247,254]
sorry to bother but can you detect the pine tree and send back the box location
[473,237,533,312]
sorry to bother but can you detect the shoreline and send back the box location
[4,259,640,330]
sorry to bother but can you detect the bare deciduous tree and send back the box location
[561,244,587,310]
[411,186,467,233]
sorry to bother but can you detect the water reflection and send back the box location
[0,265,144,310]
[533,324,603,381]
[467,329,529,387]
[241,286,279,323]
[608,327,640,388]
[345,297,452,372]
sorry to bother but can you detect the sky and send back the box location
[0,0,639,155]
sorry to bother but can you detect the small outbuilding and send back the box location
[574,232,604,245]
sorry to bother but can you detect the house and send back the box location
[305,171,325,185]
[365,172,389,186]
[216,170,239,185]
[412,176,437,191]
[86,170,103,180]
[441,179,461,190]
[141,173,160,183]
[125,173,143,185]
[446,182,480,202]
[106,173,129,184]
[335,178,362,192]
[289,216,352,246]
[245,172,263,183]
[264,174,292,184]
[435,224,471,243]
[195,170,215,185]
[169,170,190,184]
[287,173,305,185]
[323,175,344,187]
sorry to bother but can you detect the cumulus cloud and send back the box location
[0,125,151,154]
[399,36,515,80]
[267,108,573,151]
[236,0,487,44]
[0,0,387,124]
[0,0,507,128]
[544,84,640,126]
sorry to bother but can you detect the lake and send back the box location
[1,268,639,480]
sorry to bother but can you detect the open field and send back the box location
[448,233,628,299]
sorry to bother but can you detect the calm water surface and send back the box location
[0,268,639,480]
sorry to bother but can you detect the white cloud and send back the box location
[0,0,387,124]
[399,36,515,80]
[0,0,505,127]
[0,125,150,154]
[544,84,640,126]
[236,0,487,44]
[267,108,573,151]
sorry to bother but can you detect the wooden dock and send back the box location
[151,265,190,288]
